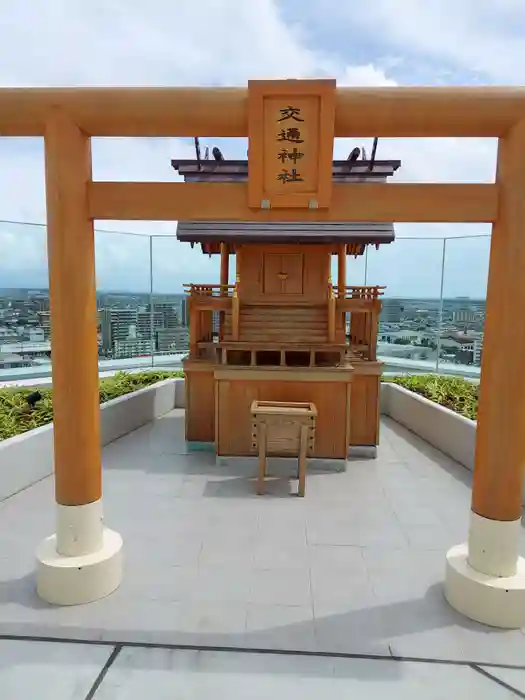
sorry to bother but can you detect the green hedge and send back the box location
[384,374,478,421]
[0,370,183,441]
[2,370,478,442]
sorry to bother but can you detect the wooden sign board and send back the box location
[247,79,336,210]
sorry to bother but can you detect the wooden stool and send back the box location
[250,400,317,497]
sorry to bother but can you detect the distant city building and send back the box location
[28,328,45,343]
[37,311,52,339]
[176,297,188,327]
[0,326,18,340]
[137,310,164,337]
[452,309,477,323]
[143,303,180,330]
[156,327,189,353]
[0,288,485,372]
[113,338,154,358]
[440,330,484,366]
[0,352,32,370]
[0,341,52,373]
[380,299,404,324]
[100,308,138,354]
[33,295,50,312]
[473,334,484,365]
[99,301,186,358]
[378,329,436,346]
[212,311,221,336]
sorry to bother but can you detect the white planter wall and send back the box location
[381,382,525,506]
[0,378,184,502]
[380,382,476,469]
[3,376,524,507]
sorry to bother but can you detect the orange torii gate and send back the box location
[1,81,524,627]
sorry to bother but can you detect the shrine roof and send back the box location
[176,220,394,249]
[171,159,401,180]
[172,159,400,252]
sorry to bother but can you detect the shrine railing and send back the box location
[333,285,386,299]
[328,281,336,342]
[183,284,235,297]
[231,284,240,341]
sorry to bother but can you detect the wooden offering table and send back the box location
[250,400,317,497]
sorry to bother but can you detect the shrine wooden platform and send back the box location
[184,359,382,459]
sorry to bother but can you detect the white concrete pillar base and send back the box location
[36,527,123,606]
[445,543,525,629]
[467,511,521,577]
[56,500,104,557]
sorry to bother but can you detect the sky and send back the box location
[1,0,521,298]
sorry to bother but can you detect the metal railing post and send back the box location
[149,235,154,368]
[435,237,447,374]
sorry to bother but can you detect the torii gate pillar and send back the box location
[35,109,123,605]
[444,121,525,628]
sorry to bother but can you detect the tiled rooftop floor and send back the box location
[2,641,525,699]
[1,411,525,697]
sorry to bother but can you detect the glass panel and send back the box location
[0,221,50,382]
[95,229,154,371]
[151,235,210,369]
[437,235,490,379]
[0,221,491,385]
[365,236,444,376]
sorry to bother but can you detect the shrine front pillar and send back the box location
[219,242,229,339]
[220,242,229,292]
[36,109,123,605]
[337,243,346,297]
[444,121,525,628]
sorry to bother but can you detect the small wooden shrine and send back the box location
[173,156,401,461]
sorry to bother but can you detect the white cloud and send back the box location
[0,135,219,290]
[317,0,525,84]
[337,65,397,88]
[0,0,510,296]
[0,0,319,87]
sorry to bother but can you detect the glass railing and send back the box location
[0,219,490,383]
[0,224,189,383]
[151,235,190,369]
[435,235,489,379]
[95,228,156,373]
[366,236,444,376]
[372,234,489,379]
[0,221,53,382]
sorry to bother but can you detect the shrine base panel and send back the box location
[184,362,382,459]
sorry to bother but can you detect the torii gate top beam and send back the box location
[0,85,525,137]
